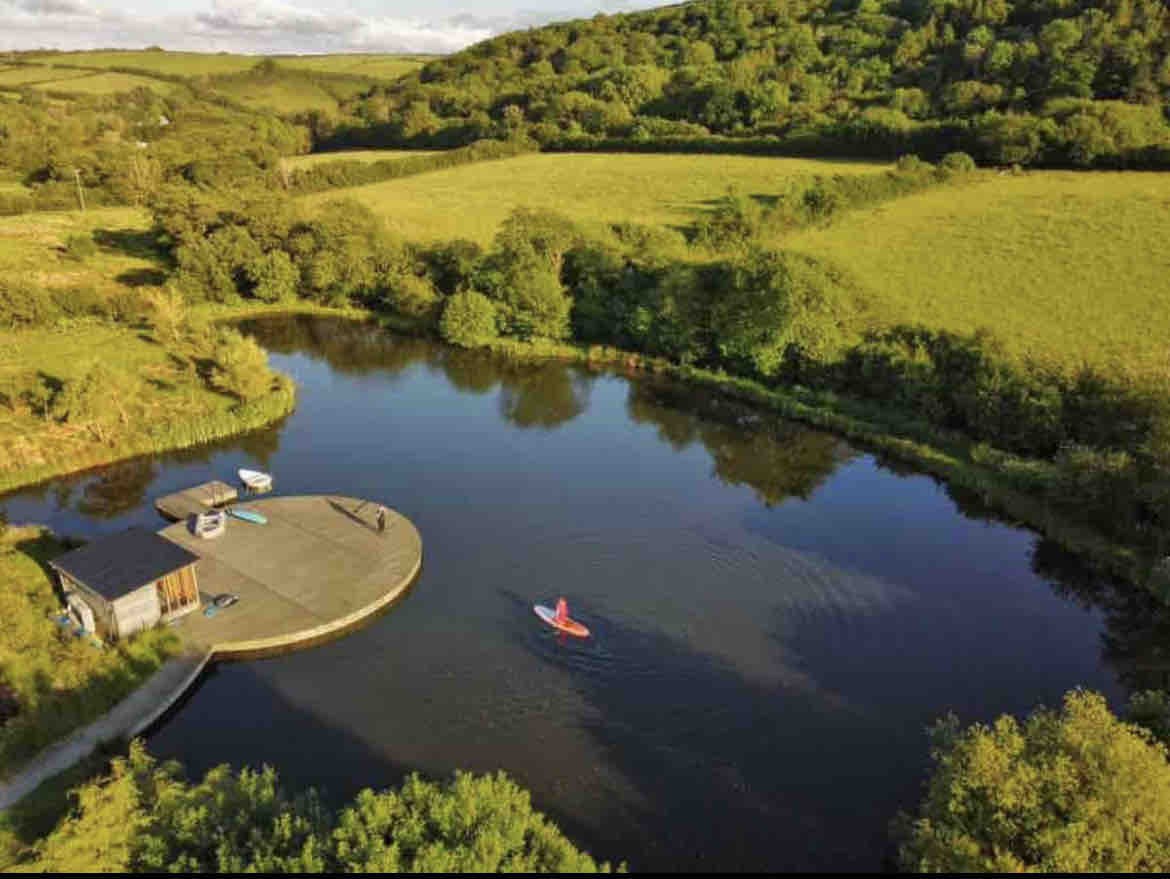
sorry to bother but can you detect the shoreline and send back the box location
[1,301,1147,587]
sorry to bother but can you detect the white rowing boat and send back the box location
[238,468,273,492]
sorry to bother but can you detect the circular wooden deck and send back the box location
[159,495,422,658]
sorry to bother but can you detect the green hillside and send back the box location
[328,0,1170,167]
[0,51,425,110]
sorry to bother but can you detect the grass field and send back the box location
[21,51,427,81]
[23,51,258,77]
[301,152,890,243]
[0,66,93,87]
[285,149,437,169]
[29,71,178,96]
[0,207,157,296]
[276,54,430,79]
[785,171,1170,376]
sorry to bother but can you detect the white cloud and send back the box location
[0,0,665,55]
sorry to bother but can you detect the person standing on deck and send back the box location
[376,506,387,533]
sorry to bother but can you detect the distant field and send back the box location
[785,171,1170,376]
[30,71,178,96]
[0,66,93,87]
[21,51,427,81]
[276,54,430,79]
[206,74,365,114]
[23,51,252,77]
[285,150,437,169]
[301,153,890,243]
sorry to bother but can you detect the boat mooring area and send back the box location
[161,495,422,656]
[0,492,421,810]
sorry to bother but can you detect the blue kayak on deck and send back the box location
[228,506,268,525]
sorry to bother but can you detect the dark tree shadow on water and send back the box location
[145,659,412,808]
[3,660,417,853]
[507,590,911,872]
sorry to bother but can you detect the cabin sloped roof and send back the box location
[49,527,199,602]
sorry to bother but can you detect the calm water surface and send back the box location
[2,316,1145,871]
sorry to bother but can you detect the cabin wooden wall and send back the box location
[113,584,162,639]
[155,564,200,621]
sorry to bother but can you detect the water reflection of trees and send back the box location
[239,315,435,378]
[1033,538,1170,695]
[498,365,592,429]
[627,382,855,507]
[78,458,158,518]
[240,315,595,431]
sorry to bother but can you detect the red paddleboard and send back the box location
[533,604,590,638]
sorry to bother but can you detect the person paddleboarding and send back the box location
[533,597,590,638]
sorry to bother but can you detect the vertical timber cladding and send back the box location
[113,583,162,639]
[156,564,200,621]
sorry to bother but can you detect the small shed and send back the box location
[49,528,201,641]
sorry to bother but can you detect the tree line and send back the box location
[4,743,612,872]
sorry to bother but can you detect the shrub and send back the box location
[209,329,274,402]
[52,362,140,443]
[106,289,153,325]
[62,233,98,262]
[0,279,60,328]
[938,151,977,175]
[439,291,498,348]
[691,187,762,250]
[245,250,299,303]
[144,285,188,342]
[424,238,484,295]
[50,284,108,318]
[0,192,33,216]
[385,273,440,321]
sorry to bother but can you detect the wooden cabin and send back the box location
[49,528,201,641]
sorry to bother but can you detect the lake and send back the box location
[2,315,1144,871]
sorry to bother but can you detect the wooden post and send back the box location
[73,168,86,213]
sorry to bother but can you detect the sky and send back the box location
[0,0,669,55]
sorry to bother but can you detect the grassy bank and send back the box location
[0,207,298,496]
[0,526,177,778]
[0,322,297,495]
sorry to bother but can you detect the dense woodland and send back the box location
[323,0,1170,166]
